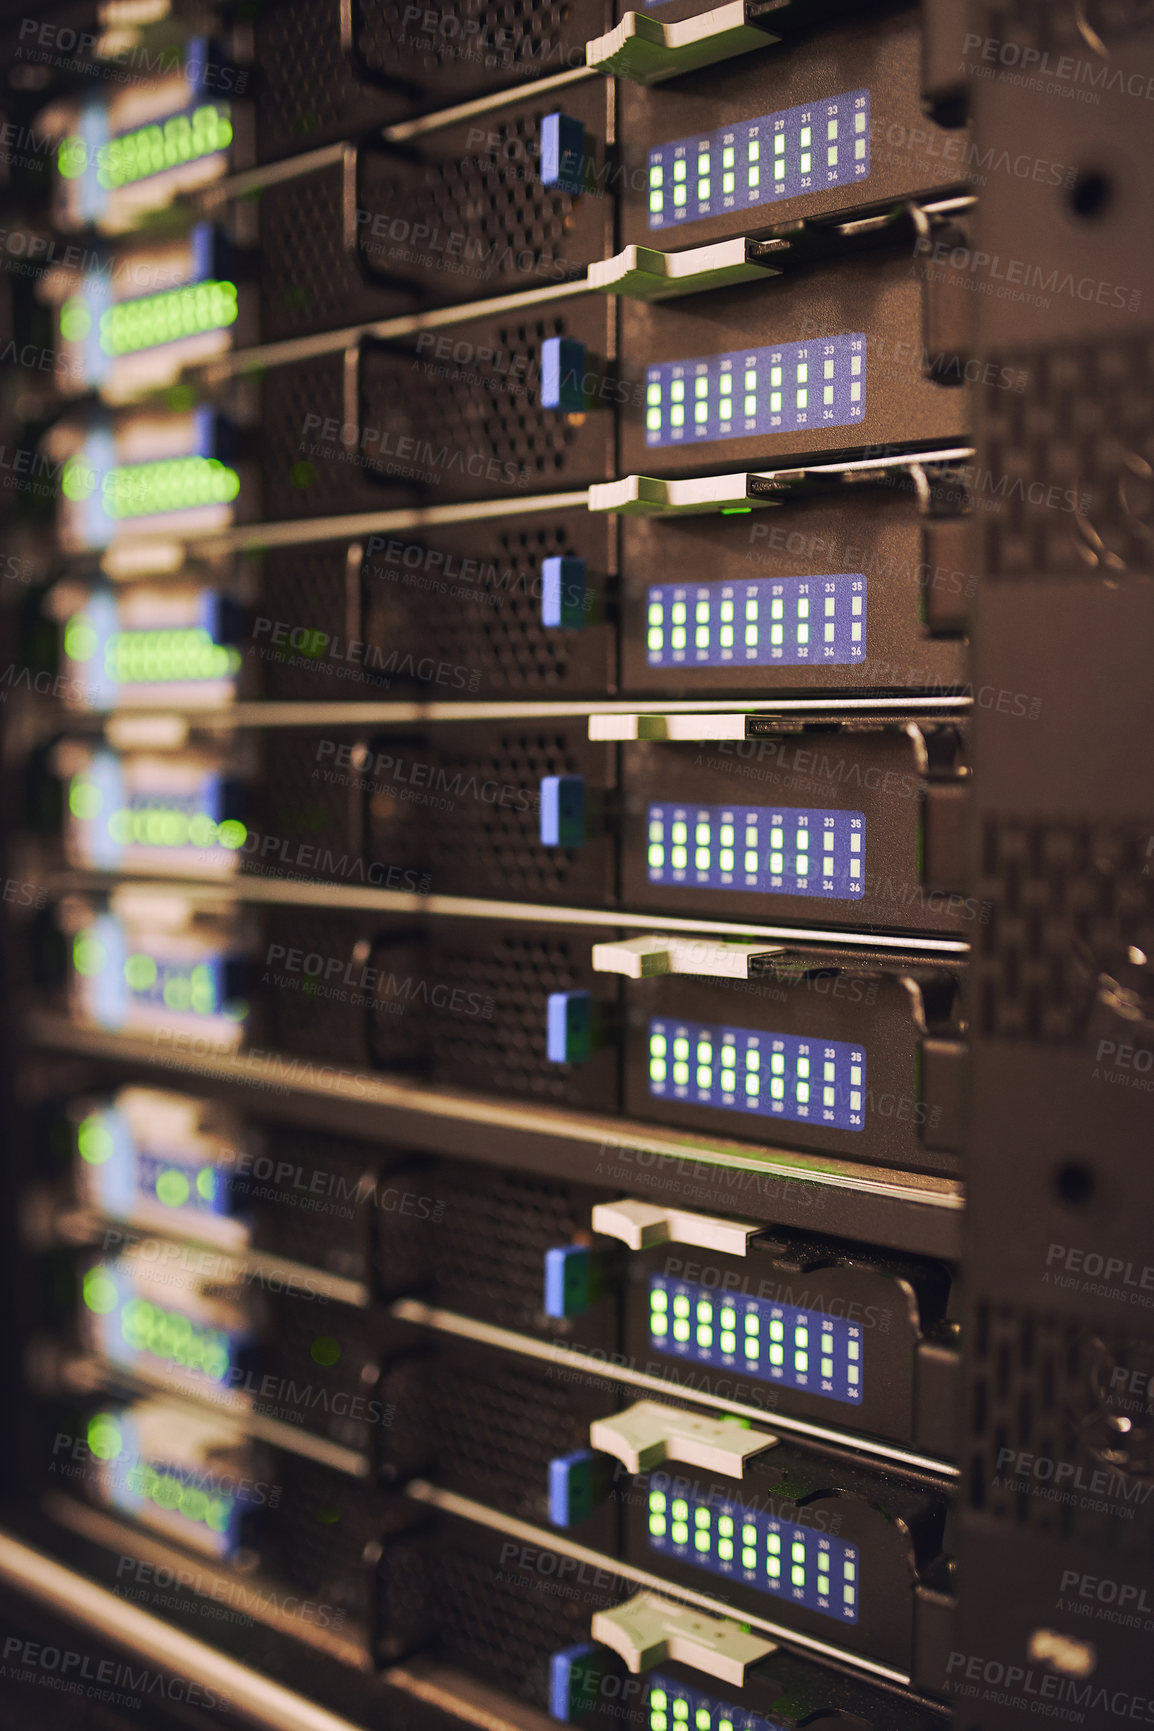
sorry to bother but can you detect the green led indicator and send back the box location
[97,105,233,191]
[102,455,241,520]
[86,1413,122,1461]
[58,136,88,179]
[82,1267,118,1314]
[78,1115,114,1164]
[100,280,239,357]
[73,931,105,978]
[69,777,101,821]
[156,1168,190,1207]
[124,953,157,991]
[104,627,240,685]
[62,458,96,502]
[60,297,92,342]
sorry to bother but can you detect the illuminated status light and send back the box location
[647,90,868,230]
[106,629,239,684]
[645,575,865,667]
[100,280,239,356]
[646,1482,859,1622]
[646,802,865,900]
[649,1273,864,1406]
[56,104,234,191]
[647,1018,865,1133]
[105,1449,236,1540]
[77,1107,225,1225]
[100,456,241,519]
[68,770,247,860]
[64,619,241,688]
[84,1270,236,1385]
[644,1676,789,1731]
[73,926,232,1018]
[644,334,864,448]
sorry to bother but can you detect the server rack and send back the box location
[0,4,1148,1730]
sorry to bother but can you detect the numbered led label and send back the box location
[645,803,865,901]
[645,576,865,669]
[644,335,865,449]
[646,1479,859,1622]
[647,1018,864,1132]
[649,1273,864,1406]
[647,90,869,230]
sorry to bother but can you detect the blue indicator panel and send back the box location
[643,1677,788,1731]
[646,802,865,901]
[646,1480,860,1623]
[647,89,870,231]
[644,334,865,449]
[84,1261,243,1390]
[648,1274,864,1407]
[647,1018,865,1133]
[645,575,866,668]
[76,1102,229,1229]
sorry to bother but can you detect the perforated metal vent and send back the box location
[246,732,356,883]
[977,821,1154,1039]
[368,927,612,1100]
[384,1351,602,1523]
[360,517,611,697]
[379,1162,593,1329]
[360,313,587,496]
[982,336,1154,579]
[259,1295,380,1448]
[259,168,355,341]
[418,726,595,900]
[967,1302,1154,1545]
[254,0,397,162]
[260,358,354,522]
[261,910,372,1066]
[358,0,588,85]
[253,547,354,700]
[359,113,580,297]
[261,1453,376,1619]
[239,1126,377,1280]
[383,1538,597,1706]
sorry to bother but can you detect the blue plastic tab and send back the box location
[549,1449,602,1527]
[550,1644,599,1723]
[544,1243,591,1317]
[540,113,586,194]
[540,775,586,847]
[542,556,588,630]
[547,991,592,1065]
[541,337,587,412]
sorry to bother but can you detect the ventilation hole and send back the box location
[1068,169,1112,219]
[1054,1161,1095,1206]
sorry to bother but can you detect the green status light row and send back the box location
[648,1273,863,1405]
[647,90,869,230]
[645,1483,859,1621]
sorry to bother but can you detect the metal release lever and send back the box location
[591,935,780,980]
[591,1594,776,1684]
[585,1,780,82]
[591,1198,760,1256]
[590,1399,777,1476]
[588,239,779,300]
